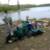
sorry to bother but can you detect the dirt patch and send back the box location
[0,26,50,50]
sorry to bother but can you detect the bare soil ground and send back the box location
[0,25,50,50]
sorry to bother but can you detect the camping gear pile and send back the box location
[5,19,44,43]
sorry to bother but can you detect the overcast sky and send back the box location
[0,0,50,5]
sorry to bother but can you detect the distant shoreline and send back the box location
[0,4,50,12]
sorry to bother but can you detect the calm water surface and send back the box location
[0,6,50,25]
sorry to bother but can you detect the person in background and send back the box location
[3,10,14,38]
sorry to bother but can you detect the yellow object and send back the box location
[0,29,4,33]
[44,27,48,29]
[43,20,48,23]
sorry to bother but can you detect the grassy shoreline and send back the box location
[0,4,50,12]
[0,5,34,12]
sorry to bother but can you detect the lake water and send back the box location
[0,6,50,25]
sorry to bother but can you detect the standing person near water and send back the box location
[3,11,14,43]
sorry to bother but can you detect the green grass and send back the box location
[0,5,36,12]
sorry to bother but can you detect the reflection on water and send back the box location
[0,6,50,25]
